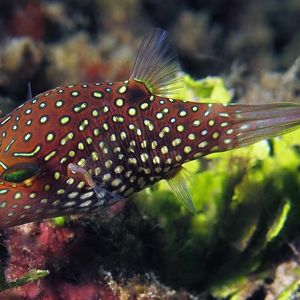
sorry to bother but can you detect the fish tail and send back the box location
[216,102,300,151]
[168,101,300,162]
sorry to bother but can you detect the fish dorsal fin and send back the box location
[130,28,183,98]
[166,166,196,213]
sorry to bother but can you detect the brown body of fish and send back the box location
[0,28,300,229]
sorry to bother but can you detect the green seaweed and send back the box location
[52,216,66,227]
[0,266,49,292]
[179,75,232,102]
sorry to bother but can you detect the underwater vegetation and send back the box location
[0,1,300,299]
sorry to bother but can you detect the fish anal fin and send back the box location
[166,166,197,213]
[130,28,183,98]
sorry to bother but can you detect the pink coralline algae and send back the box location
[0,221,117,299]
[9,0,46,41]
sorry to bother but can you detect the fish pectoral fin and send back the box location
[130,28,184,98]
[67,163,94,187]
[67,163,124,207]
[93,185,125,207]
[166,167,197,213]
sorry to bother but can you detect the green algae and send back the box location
[266,198,291,243]
[52,216,66,227]
[0,268,49,292]
[180,75,232,102]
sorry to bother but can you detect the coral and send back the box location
[0,205,195,299]
[0,37,45,105]
[265,260,300,300]
[171,11,221,77]
[46,33,133,87]
[229,57,300,105]
[8,0,46,41]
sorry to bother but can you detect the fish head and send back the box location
[0,140,52,228]
[0,95,84,228]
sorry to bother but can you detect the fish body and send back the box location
[0,29,300,228]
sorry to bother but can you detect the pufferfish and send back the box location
[0,28,299,229]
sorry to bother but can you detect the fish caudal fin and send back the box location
[130,28,183,98]
[222,103,300,150]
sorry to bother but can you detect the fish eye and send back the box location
[1,163,40,183]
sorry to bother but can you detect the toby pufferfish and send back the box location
[0,28,299,229]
